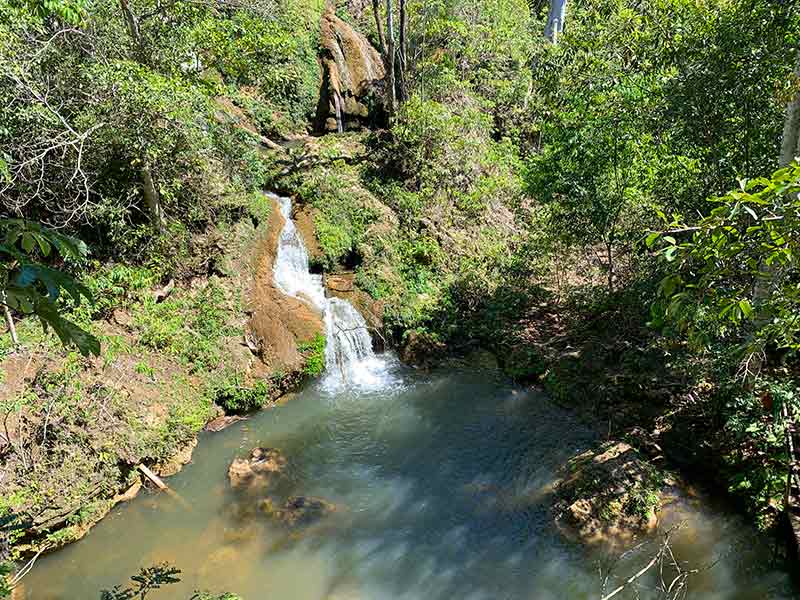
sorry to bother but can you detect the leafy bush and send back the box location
[209,371,272,414]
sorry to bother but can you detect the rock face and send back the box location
[204,414,247,433]
[317,7,386,132]
[554,441,664,547]
[398,330,446,368]
[248,196,324,372]
[324,272,385,350]
[156,438,197,477]
[260,495,336,528]
[228,447,287,489]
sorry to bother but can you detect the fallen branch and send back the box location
[10,546,48,588]
[138,464,167,490]
[138,464,193,511]
[600,548,664,600]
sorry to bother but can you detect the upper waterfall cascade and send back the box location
[271,193,392,390]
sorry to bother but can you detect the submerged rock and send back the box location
[228,447,287,489]
[553,441,665,547]
[260,495,336,528]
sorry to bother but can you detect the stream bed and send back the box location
[22,359,797,599]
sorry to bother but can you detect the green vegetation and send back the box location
[2,0,800,593]
[298,333,326,377]
[101,564,240,600]
[278,0,800,535]
[210,371,272,414]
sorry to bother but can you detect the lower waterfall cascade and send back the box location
[270,192,395,390]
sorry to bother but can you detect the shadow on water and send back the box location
[22,361,797,600]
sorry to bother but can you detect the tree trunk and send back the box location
[605,240,614,294]
[141,165,165,232]
[746,50,800,385]
[372,0,386,55]
[780,51,800,169]
[385,0,396,115]
[544,0,568,44]
[398,0,408,102]
[118,0,145,57]
[2,295,18,347]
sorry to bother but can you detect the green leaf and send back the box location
[738,299,753,318]
[645,232,660,247]
[20,232,35,254]
[35,299,100,356]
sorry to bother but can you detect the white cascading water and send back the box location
[271,193,393,391]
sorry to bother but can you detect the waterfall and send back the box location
[271,193,392,391]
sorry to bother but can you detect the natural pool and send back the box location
[22,358,796,599]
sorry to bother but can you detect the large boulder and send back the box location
[316,7,386,131]
[553,441,665,548]
[228,447,287,490]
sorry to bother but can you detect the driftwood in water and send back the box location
[138,464,193,511]
[138,464,167,489]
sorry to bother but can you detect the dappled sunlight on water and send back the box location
[24,364,796,599]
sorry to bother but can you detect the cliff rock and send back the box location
[317,7,386,131]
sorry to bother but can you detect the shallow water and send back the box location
[23,360,795,599]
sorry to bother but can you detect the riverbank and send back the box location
[0,195,326,562]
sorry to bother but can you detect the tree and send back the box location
[780,50,800,171]
[651,47,800,382]
[745,49,800,381]
[650,162,800,379]
[398,0,408,101]
[371,0,386,54]
[385,0,396,115]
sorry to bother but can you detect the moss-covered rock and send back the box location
[554,441,666,548]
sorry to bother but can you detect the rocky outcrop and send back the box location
[398,330,446,368]
[248,196,325,372]
[260,495,336,528]
[228,447,287,489]
[317,7,386,132]
[156,438,197,477]
[204,414,247,432]
[554,441,666,548]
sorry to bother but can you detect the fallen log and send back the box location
[138,464,167,490]
[138,464,193,511]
